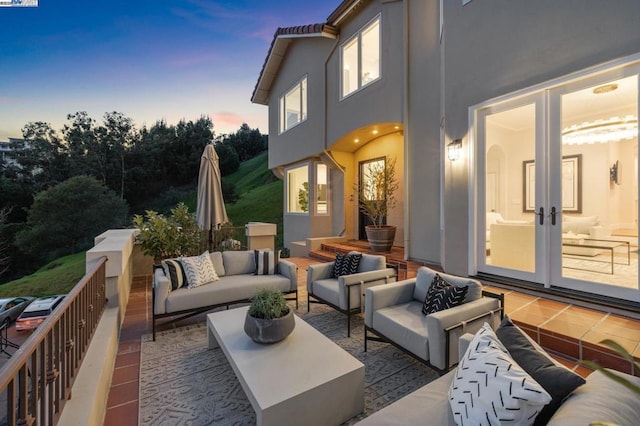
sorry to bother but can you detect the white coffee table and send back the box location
[207,307,365,426]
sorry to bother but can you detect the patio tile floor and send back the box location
[102,254,640,425]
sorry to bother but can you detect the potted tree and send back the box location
[244,288,295,344]
[357,156,400,252]
[132,202,201,264]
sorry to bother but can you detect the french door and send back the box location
[476,64,640,301]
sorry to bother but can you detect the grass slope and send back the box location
[0,252,86,297]
[0,151,284,296]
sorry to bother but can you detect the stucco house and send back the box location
[251,0,640,306]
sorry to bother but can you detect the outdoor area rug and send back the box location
[139,304,439,425]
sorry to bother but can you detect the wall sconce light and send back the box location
[448,139,462,161]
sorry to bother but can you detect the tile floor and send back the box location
[102,256,640,425]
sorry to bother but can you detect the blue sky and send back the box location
[0,0,338,140]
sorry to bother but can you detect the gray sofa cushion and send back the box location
[413,267,481,304]
[372,301,429,360]
[356,371,456,425]
[357,252,386,273]
[165,274,290,313]
[209,251,225,277]
[548,369,640,426]
[222,250,255,276]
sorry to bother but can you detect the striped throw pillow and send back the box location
[254,250,280,275]
[161,258,187,290]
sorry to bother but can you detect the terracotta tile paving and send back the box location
[101,245,640,425]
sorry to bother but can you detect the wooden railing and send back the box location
[0,257,107,426]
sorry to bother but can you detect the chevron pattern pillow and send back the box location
[255,250,280,275]
[331,253,362,278]
[179,251,219,289]
[422,274,468,315]
[449,323,551,425]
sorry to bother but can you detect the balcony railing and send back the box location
[0,257,107,426]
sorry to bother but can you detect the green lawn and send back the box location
[0,252,86,298]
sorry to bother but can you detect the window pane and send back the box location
[301,77,307,121]
[342,38,358,97]
[316,164,328,214]
[285,85,301,130]
[361,19,380,86]
[287,165,309,213]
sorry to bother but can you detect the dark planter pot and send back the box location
[365,225,397,252]
[244,308,295,344]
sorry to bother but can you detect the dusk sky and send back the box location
[0,0,338,140]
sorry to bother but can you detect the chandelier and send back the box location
[562,115,638,145]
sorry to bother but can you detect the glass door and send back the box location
[549,68,639,299]
[477,95,547,283]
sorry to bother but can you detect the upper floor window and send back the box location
[279,76,307,133]
[341,15,380,98]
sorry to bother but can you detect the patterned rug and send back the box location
[139,305,439,425]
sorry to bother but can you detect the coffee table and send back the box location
[207,307,364,426]
[562,238,630,274]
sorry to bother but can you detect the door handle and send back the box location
[550,206,558,226]
[534,207,544,225]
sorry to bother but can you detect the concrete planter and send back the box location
[365,225,396,252]
[244,308,295,344]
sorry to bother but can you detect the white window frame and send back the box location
[285,164,310,215]
[279,75,307,134]
[315,163,330,216]
[340,14,381,99]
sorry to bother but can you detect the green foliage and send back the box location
[132,202,200,260]
[298,182,309,212]
[221,123,267,162]
[247,288,289,320]
[0,252,85,298]
[215,142,240,176]
[15,176,128,259]
[356,157,399,227]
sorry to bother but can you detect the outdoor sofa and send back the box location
[152,250,297,340]
[359,320,640,426]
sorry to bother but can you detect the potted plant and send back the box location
[356,156,400,252]
[244,288,295,344]
[132,202,201,264]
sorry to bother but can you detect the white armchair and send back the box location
[364,266,504,374]
[307,252,397,336]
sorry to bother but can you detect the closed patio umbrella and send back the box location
[196,144,229,246]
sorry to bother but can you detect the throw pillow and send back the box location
[496,316,586,425]
[422,274,468,315]
[449,323,551,426]
[161,258,187,290]
[330,253,362,277]
[255,250,280,275]
[179,251,219,289]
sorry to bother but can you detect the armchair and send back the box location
[307,252,397,336]
[364,266,503,374]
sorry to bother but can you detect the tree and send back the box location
[15,176,128,259]
[0,207,12,277]
[223,123,267,162]
[215,142,240,176]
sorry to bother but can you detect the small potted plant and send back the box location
[356,156,400,252]
[244,288,295,344]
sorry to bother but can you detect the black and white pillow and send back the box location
[161,258,187,290]
[448,323,551,426]
[255,250,280,275]
[331,252,362,278]
[179,251,219,289]
[422,274,468,315]
[496,316,586,425]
